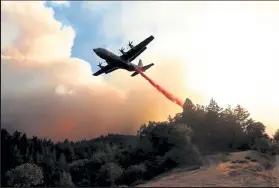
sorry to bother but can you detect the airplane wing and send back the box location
[93,65,116,76]
[121,35,154,62]
[105,67,118,74]
[128,47,147,62]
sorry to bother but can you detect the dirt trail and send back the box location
[139,151,279,187]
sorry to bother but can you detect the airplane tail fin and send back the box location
[138,59,143,67]
[131,61,154,77]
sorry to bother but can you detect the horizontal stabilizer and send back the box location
[131,63,154,77]
[142,63,154,71]
[131,71,139,77]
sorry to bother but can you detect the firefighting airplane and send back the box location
[92,35,154,77]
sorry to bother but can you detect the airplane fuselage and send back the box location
[93,48,138,72]
[92,35,154,77]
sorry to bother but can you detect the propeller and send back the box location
[119,47,127,55]
[119,47,125,54]
[128,41,134,48]
[98,62,104,68]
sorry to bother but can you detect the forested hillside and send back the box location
[1,98,279,187]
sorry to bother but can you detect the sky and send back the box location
[1,1,278,140]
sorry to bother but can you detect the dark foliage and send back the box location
[1,98,277,187]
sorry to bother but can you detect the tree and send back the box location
[20,133,28,157]
[274,129,279,143]
[1,92,273,187]
[246,122,266,146]
[11,145,23,166]
[205,98,223,114]
[97,162,123,186]
[246,122,266,137]
[138,121,174,155]
[167,124,193,149]
[5,163,44,187]
[1,129,12,186]
[69,159,90,186]
[233,104,250,128]
[180,98,198,127]
[58,171,74,187]
[11,131,22,146]
[164,145,201,167]
[252,138,271,153]
[219,106,248,150]
[58,153,68,170]
[57,139,75,163]
[194,99,224,151]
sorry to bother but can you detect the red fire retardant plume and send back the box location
[136,68,184,108]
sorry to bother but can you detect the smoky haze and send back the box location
[1,2,202,141]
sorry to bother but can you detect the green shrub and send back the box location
[96,162,123,186]
[270,143,279,155]
[252,138,271,153]
[121,164,146,185]
[142,157,167,180]
[57,171,74,187]
[5,163,44,187]
[238,160,248,164]
[164,145,202,167]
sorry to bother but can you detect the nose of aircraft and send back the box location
[93,48,106,58]
[93,48,103,57]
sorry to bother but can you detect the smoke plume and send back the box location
[1,2,201,141]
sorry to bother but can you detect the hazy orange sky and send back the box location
[1,1,278,140]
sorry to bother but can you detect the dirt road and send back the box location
[139,151,279,187]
